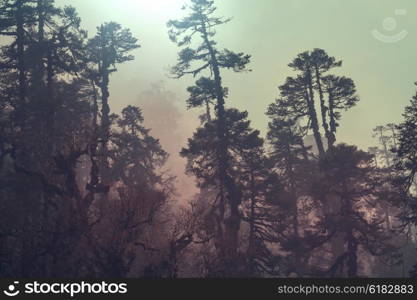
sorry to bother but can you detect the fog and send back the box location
[52,0,417,202]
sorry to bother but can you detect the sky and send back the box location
[54,0,417,200]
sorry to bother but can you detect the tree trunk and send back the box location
[205,99,212,122]
[99,68,111,182]
[201,19,241,274]
[328,92,337,148]
[16,0,27,122]
[315,67,333,149]
[285,142,302,275]
[247,170,256,275]
[346,229,358,277]
[35,0,46,85]
[304,71,325,157]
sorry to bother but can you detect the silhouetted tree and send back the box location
[181,109,276,275]
[287,53,325,156]
[322,75,359,147]
[393,84,417,276]
[86,105,170,277]
[0,0,173,278]
[168,0,251,274]
[312,144,398,277]
[310,49,342,148]
[87,22,139,180]
[283,49,359,154]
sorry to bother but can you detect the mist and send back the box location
[1,0,417,279]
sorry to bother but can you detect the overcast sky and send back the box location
[55,0,417,200]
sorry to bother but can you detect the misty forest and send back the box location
[0,0,416,278]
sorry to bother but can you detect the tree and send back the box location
[240,149,282,276]
[393,84,417,276]
[87,105,171,277]
[0,0,95,277]
[283,49,359,155]
[168,0,251,273]
[287,52,325,156]
[181,108,272,275]
[310,49,342,148]
[312,144,398,277]
[272,50,361,272]
[266,101,331,276]
[0,0,173,278]
[0,0,36,125]
[87,22,139,180]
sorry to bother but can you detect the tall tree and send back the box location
[181,109,269,275]
[393,84,417,276]
[87,105,170,277]
[168,0,251,273]
[87,22,139,181]
[0,0,36,125]
[266,101,334,276]
[310,48,341,148]
[312,144,398,277]
[287,52,325,157]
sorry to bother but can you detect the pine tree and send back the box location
[181,109,269,275]
[394,84,417,276]
[168,0,251,274]
[87,22,139,181]
[87,105,170,277]
[283,49,359,154]
[312,144,398,277]
[0,0,36,125]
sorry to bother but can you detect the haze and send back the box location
[55,0,417,200]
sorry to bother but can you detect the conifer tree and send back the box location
[87,22,139,180]
[168,0,251,273]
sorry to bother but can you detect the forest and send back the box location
[0,0,416,278]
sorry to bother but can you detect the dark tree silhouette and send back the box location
[312,145,398,277]
[0,0,413,279]
[168,0,251,274]
[283,49,359,155]
[180,109,280,275]
[0,0,171,278]
[393,84,417,276]
[87,22,139,180]
[322,75,359,147]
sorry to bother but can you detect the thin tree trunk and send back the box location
[89,79,100,190]
[304,71,325,157]
[328,92,337,147]
[205,98,212,122]
[248,170,256,275]
[315,67,333,148]
[35,0,46,84]
[16,0,27,122]
[99,68,111,182]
